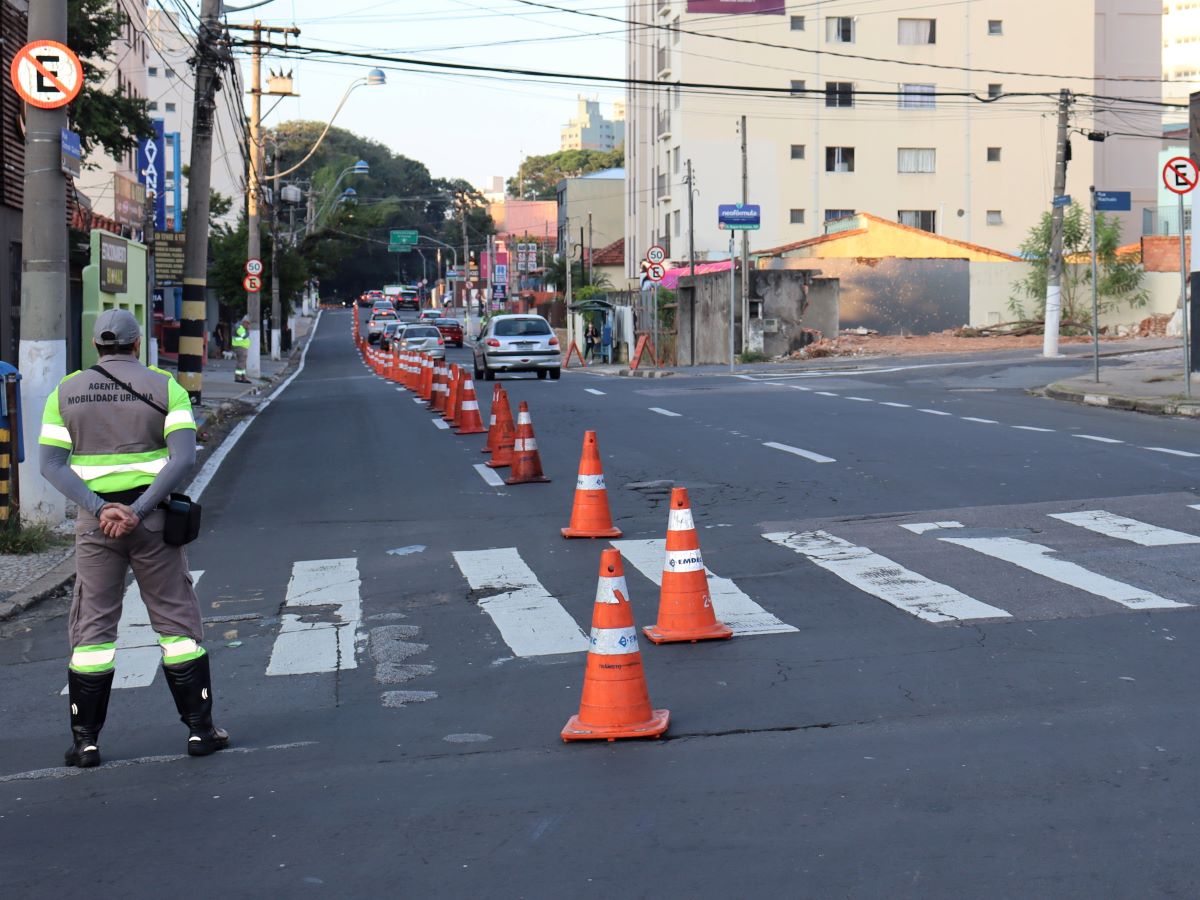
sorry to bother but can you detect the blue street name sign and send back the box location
[718,203,761,230]
[1052,194,1072,208]
[1094,190,1131,212]
[60,128,81,178]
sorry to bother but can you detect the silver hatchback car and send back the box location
[398,324,445,360]
[473,314,561,380]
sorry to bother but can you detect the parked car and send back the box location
[367,310,398,343]
[433,318,464,347]
[472,314,560,380]
[379,321,403,350]
[399,324,445,360]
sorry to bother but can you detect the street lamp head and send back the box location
[352,159,370,175]
[366,69,387,86]
[341,187,358,199]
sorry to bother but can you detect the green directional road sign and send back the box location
[389,229,418,249]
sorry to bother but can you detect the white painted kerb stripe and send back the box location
[614,539,798,636]
[764,530,1011,623]
[1048,510,1200,546]
[763,442,836,464]
[452,548,588,657]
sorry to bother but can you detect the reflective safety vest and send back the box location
[39,356,196,494]
[232,325,250,349]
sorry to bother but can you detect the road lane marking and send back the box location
[1144,447,1200,458]
[961,417,999,424]
[1013,426,1055,432]
[763,442,836,463]
[939,536,1188,610]
[815,391,838,397]
[412,397,426,403]
[473,463,506,487]
[763,530,1010,623]
[1048,510,1200,546]
[788,385,811,392]
[585,388,606,396]
[267,559,362,676]
[918,408,952,416]
[613,539,798,636]
[452,549,588,657]
[880,402,911,408]
[1073,434,1123,444]
[900,522,963,535]
[432,419,450,430]
[846,396,873,402]
[649,407,681,417]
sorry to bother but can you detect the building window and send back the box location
[825,209,855,222]
[673,209,681,236]
[148,101,158,111]
[898,18,936,44]
[898,148,936,173]
[826,16,855,43]
[898,83,935,109]
[148,66,158,77]
[789,79,807,96]
[790,144,806,160]
[986,210,1003,226]
[790,15,806,31]
[790,209,806,224]
[898,210,937,232]
[987,19,1003,35]
[987,146,1002,162]
[988,83,1002,99]
[673,146,681,174]
[825,147,855,172]
[165,102,176,112]
[825,82,854,108]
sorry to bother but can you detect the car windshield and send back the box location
[384,323,400,333]
[493,318,551,337]
[405,327,440,339]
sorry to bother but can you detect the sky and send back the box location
[204,0,627,190]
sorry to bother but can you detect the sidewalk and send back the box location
[0,316,317,622]
[1043,346,1200,417]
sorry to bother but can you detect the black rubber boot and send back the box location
[64,669,114,768]
[162,653,230,757]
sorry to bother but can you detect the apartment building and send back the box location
[626,1,1161,274]
[1163,1,1200,110]
[561,97,626,152]
[146,8,245,228]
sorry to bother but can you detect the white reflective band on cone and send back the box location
[589,625,639,655]
[517,412,531,425]
[461,401,479,411]
[577,474,606,491]
[514,438,537,452]
[668,508,695,532]
[664,549,705,573]
[595,574,628,605]
[488,415,497,426]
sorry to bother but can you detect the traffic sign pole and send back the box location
[1090,187,1100,383]
[1163,156,1198,397]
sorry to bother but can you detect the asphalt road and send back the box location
[1,309,1197,898]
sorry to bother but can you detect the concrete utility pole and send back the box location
[1188,89,1200,377]
[740,115,750,354]
[587,211,593,284]
[686,158,696,366]
[270,150,281,360]
[1043,89,1072,358]
[18,0,69,522]
[460,192,470,321]
[178,0,224,405]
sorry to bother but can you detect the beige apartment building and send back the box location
[561,97,627,152]
[1163,0,1200,110]
[625,1,1161,274]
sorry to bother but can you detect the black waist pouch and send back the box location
[162,493,202,546]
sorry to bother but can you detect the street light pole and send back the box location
[246,20,264,378]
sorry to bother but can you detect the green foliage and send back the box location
[68,0,154,161]
[207,216,307,316]
[544,255,611,293]
[737,350,769,364]
[0,520,68,555]
[1009,202,1148,325]
[507,147,624,200]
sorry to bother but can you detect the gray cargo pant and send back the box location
[69,507,203,648]
[234,346,248,375]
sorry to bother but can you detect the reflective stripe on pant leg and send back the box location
[159,635,206,665]
[70,642,116,673]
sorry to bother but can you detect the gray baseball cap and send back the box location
[94,308,141,346]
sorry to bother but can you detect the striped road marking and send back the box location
[267,559,363,676]
[763,442,836,464]
[1144,447,1200,458]
[473,463,505,487]
[613,539,798,636]
[452,549,589,657]
[1074,434,1123,444]
[961,417,998,424]
[61,571,206,694]
[432,419,450,430]
[649,407,682,417]
[940,537,1188,610]
[918,409,952,416]
[1013,426,1055,432]
[880,402,911,408]
[763,531,1011,623]
[585,388,606,396]
[1048,510,1200,546]
[846,396,873,403]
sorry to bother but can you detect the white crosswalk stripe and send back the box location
[267,559,363,676]
[613,539,798,636]
[1048,510,1200,546]
[763,530,1011,623]
[452,548,589,657]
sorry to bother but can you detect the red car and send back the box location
[434,317,464,347]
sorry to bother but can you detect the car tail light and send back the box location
[548,336,560,346]
[486,338,501,347]
[438,337,444,345]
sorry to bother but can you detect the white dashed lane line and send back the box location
[918,409,953,416]
[961,417,999,425]
[763,442,837,464]
[1013,425,1055,432]
[1145,447,1200,458]
[649,407,682,417]
[1074,434,1123,444]
[880,402,911,408]
[815,391,839,397]
[846,396,874,403]
[585,388,606,396]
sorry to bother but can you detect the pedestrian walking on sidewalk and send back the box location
[232,317,251,383]
[38,309,229,768]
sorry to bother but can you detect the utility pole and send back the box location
[587,211,593,284]
[686,158,696,365]
[1044,89,1071,358]
[17,0,69,522]
[460,192,470,321]
[740,115,750,355]
[270,149,281,360]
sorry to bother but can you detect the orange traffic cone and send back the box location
[562,548,669,742]
[443,365,461,424]
[430,361,448,413]
[485,395,516,469]
[505,401,551,484]
[482,385,509,454]
[405,352,417,390]
[561,431,622,539]
[419,355,433,401]
[642,487,733,644]
[454,376,487,434]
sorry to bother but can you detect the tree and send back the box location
[208,215,307,317]
[68,0,154,161]
[1009,202,1148,327]
[507,147,624,200]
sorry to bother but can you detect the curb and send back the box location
[617,368,674,378]
[1042,383,1200,417]
[0,549,76,622]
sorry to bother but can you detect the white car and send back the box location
[472,314,561,380]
